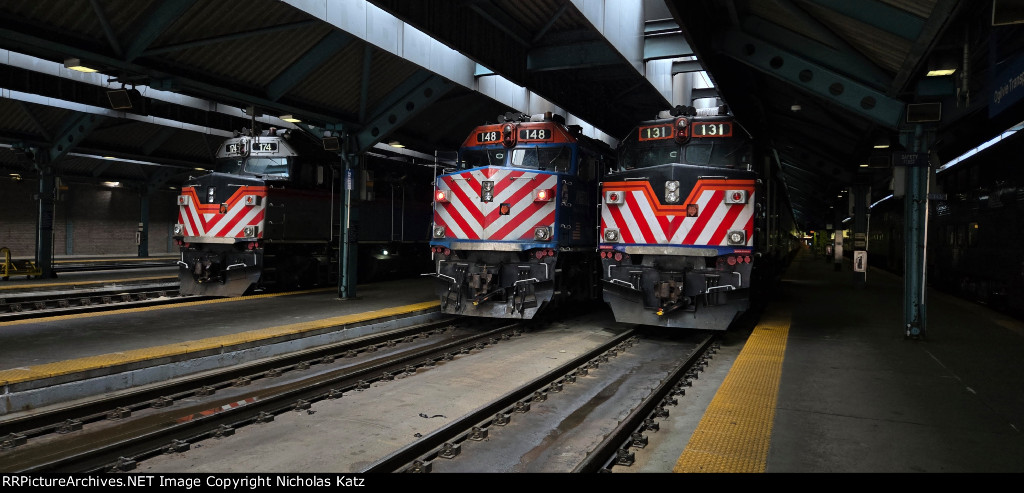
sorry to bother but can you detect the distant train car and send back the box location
[426,112,613,318]
[927,130,1024,318]
[859,129,1024,320]
[598,106,799,329]
[173,128,430,296]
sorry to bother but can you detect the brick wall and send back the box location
[0,178,178,258]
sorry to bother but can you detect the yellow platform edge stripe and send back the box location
[0,287,336,326]
[0,275,175,291]
[673,308,791,473]
[0,299,440,385]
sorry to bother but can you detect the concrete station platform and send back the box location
[658,246,1024,473]
[2,248,1023,473]
[0,276,444,416]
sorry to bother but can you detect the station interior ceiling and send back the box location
[1,0,1023,232]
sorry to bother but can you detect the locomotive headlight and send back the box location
[207,187,216,203]
[604,190,624,205]
[727,230,746,245]
[725,190,748,204]
[243,226,259,237]
[432,226,446,238]
[604,228,619,242]
[665,181,680,203]
[243,195,261,206]
[173,224,184,236]
[534,226,552,241]
[177,195,190,206]
[534,188,554,202]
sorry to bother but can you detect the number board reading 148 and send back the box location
[476,131,501,144]
[638,124,674,141]
[518,128,551,141]
[691,121,733,138]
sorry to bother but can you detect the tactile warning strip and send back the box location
[672,309,791,473]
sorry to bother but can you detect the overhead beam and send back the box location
[266,30,353,101]
[0,29,358,129]
[89,0,123,58]
[528,41,622,71]
[742,13,890,90]
[354,74,454,153]
[644,32,693,60]
[721,29,905,129]
[124,0,198,62]
[672,60,704,74]
[803,0,924,41]
[142,20,319,57]
[49,112,103,163]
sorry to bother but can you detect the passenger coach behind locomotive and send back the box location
[599,106,797,329]
[427,113,611,318]
[173,129,337,296]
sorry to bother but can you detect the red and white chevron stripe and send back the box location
[178,186,266,239]
[434,168,556,241]
[601,179,755,247]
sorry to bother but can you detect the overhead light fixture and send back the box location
[926,52,957,77]
[790,104,801,112]
[106,87,145,112]
[64,58,98,73]
[388,140,405,148]
[280,114,301,123]
[103,181,120,187]
[873,136,890,149]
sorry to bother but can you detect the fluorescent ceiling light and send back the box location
[388,141,405,148]
[280,114,301,123]
[926,68,956,77]
[64,58,98,73]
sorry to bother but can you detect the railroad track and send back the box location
[0,316,520,473]
[363,328,719,473]
[0,282,190,321]
[2,305,722,474]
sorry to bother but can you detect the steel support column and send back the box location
[35,165,55,278]
[138,190,150,258]
[851,184,870,287]
[337,134,359,300]
[900,125,931,339]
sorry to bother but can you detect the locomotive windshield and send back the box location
[460,145,572,172]
[214,156,291,179]
[683,141,751,168]
[618,140,679,170]
[616,139,750,171]
[511,145,571,172]
[459,149,505,168]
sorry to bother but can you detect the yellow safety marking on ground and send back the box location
[0,287,334,327]
[0,299,440,386]
[673,308,791,473]
[0,275,175,291]
[53,256,177,263]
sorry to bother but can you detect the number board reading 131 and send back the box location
[691,121,733,138]
[638,124,674,141]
